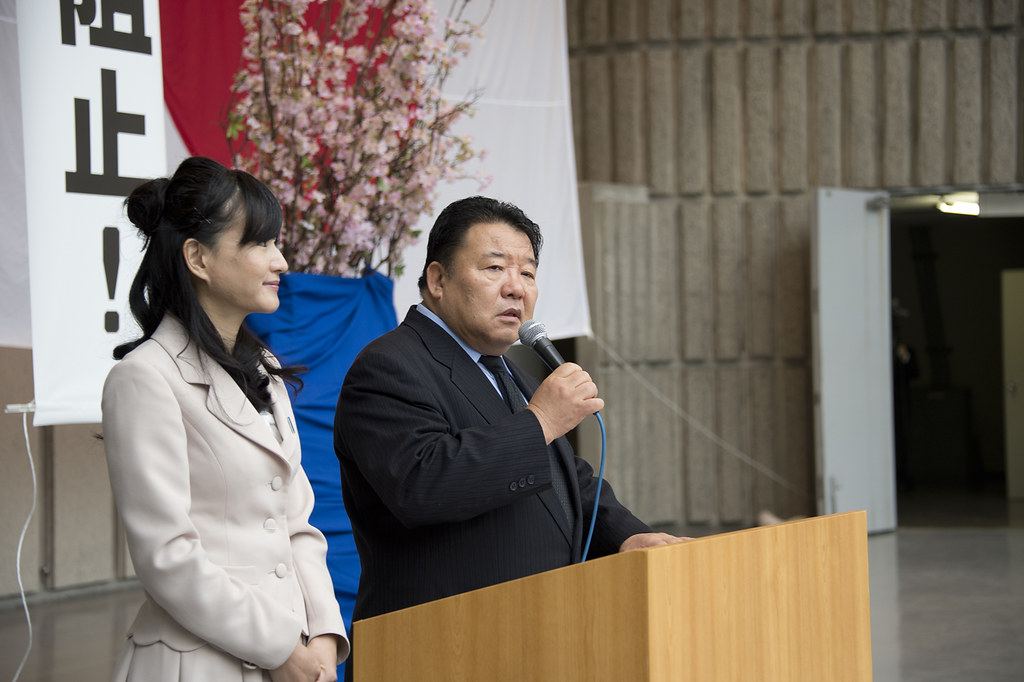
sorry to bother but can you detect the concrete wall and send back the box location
[567,0,1022,527]
[1,347,121,599]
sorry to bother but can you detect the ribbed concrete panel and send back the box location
[917,38,949,187]
[612,0,640,43]
[989,34,1019,183]
[639,366,682,524]
[884,0,914,32]
[582,54,614,182]
[680,200,712,361]
[748,0,776,38]
[614,200,639,361]
[711,47,742,195]
[713,199,744,360]
[650,200,680,362]
[814,0,842,35]
[847,42,880,188]
[750,365,779,515]
[717,366,749,523]
[656,366,685,524]
[882,39,913,187]
[684,366,716,523]
[679,0,707,40]
[577,183,650,368]
[53,424,115,588]
[569,57,585,179]
[745,44,776,194]
[566,0,582,49]
[813,43,842,186]
[713,0,741,38]
[582,0,610,44]
[779,196,810,360]
[779,44,809,191]
[849,0,878,33]
[612,51,646,186]
[647,49,677,195]
[780,0,811,36]
[646,0,676,41]
[678,47,709,194]
[626,201,652,361]
[992,0,1020,27]
[779,365,813,518]
[954,0,985,28]
[600,369,636,510]
[747,199,777,359]
[953,36,983,185]
[919,0,949,31]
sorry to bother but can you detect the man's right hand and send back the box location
[526,362,604,444]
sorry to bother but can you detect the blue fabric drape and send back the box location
[247,271,397,677]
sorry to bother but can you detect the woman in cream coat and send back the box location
[102,157,348,681]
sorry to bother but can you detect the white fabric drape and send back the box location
[393,0,591,342]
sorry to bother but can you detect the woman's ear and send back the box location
[182,238,211,282]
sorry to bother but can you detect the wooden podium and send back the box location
[353,511,872,681]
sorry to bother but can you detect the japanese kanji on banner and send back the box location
[17,0,166,425]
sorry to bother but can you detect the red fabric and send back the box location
[161,3,387,165]
[160,1,245,164]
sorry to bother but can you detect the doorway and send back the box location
[889,193,1024,526]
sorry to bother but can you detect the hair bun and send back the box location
[124,177,170,238]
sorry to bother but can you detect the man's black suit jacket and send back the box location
[334,306,651,623]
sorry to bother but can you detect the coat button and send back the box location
[527,475,536,485]
[263,518,277,531]
[271,476,283,491]
[509,481,518,492]
[275,563,288,578]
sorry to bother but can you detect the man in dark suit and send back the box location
[334,196,682,668]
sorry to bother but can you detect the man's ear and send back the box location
[182,239,211,283]
[424,261,446,300]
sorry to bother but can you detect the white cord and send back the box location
[6,404,37,682]
[590,335,808,498]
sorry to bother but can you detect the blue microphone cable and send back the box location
[580,410,606,563]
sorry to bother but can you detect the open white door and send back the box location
[812,188,897,533]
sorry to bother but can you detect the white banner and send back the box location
[18,0,166,425]
[394,0,591,342]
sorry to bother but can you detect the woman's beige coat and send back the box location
[102,316,348,680]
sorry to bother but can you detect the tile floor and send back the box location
[2,485,1022,682]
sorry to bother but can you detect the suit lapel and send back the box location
[404,307,582,549]
[405,308,510,425]
[152,317,292,467]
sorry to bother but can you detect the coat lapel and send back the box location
[151,317,292,466]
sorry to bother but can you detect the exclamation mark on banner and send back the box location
[103,227,119,333]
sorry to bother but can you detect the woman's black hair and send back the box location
[115,156,300,412]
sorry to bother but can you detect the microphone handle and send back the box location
[532,337,565,371]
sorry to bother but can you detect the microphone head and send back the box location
[518,319,548,348]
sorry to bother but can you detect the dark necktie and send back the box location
[479,355,575,534]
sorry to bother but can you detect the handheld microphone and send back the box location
[518,318,606,563]
[518,319,565,370]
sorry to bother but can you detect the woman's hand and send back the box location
[269,641,322,682]
[307,635,340,682]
